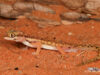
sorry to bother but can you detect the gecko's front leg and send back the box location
[31,42,42,55]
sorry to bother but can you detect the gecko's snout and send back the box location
[4,36,26,43]
[4,37,15,40]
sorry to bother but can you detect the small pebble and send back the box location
[14,67,19,70]
[35,65,39,68]
[61,20,73,25]
[87,67,100,72]
[18,70,23,74]
[68,32,73,36]
[91,26,94,29]
[18,56,22,60]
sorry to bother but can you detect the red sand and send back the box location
[0,1,100,75]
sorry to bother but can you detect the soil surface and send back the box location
[0,1,100,75]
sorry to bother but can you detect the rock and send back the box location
[60,12,89,21]
[61,0,100,15]
[25,14,61,27]
[60,12,91,25]
[13,2,34,12]
[0,3,13,17]
[0,3,22,18]
[61,20,74,25]
[0,2,56,18]
[85,0,100,15]
[61,0,87,12]
[0,2,34,18]
[33,3,56,14]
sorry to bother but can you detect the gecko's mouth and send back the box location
[4,37,15,40]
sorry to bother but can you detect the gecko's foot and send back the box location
[32,52,39,56]
[32,52,40,58]
[76,56,100,66]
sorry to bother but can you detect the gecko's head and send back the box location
[4,30,25,42]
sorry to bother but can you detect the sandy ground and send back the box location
[0,1,100,75]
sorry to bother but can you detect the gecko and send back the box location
[4,30,100,66]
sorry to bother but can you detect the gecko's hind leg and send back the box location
[56,46,66,55]
[56,46,68,59]
[77,49,100,66]
[77,56,100,66]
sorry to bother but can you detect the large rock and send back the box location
[0,3,19,18]
[61,0,100,15]
[61,0,87,12]
[85,0,100,14]
[60,12,89,21]
[13,2,34,12]
[0,3,25,18]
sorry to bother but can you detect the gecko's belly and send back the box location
[42,44,57,50]
[4,37,58,50]
[22,41,57,50]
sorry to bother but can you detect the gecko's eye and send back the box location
[9,33,16,38]
[7,30,23,38]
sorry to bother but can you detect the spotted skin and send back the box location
[4,30,100,66]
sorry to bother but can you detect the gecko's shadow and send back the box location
[10,41,26,48]
[0,16,17,20]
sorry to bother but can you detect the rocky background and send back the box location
[0,0,100,75]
